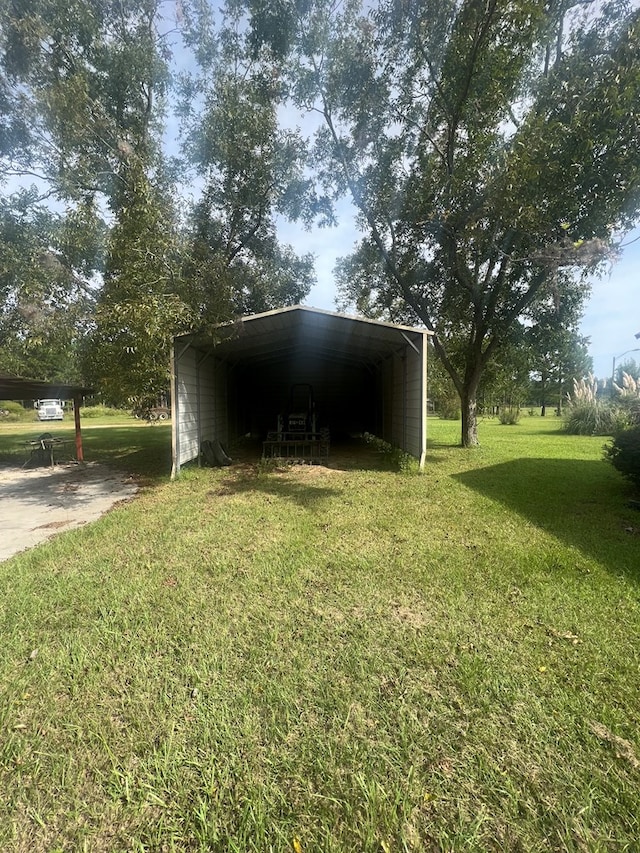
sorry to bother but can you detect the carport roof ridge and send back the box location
[233,304,431,334]
[174,305,432,368]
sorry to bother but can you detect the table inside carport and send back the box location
[23,436,69,468]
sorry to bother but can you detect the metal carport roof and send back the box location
[0,374,93,401]
[175,305,429,366]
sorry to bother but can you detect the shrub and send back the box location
[0,400,34,422]
[620,396,640,427]
[438,397,461,420]
[81,405,127,419]
[562,374,630,436]
[563,403,629,436]
[605,426,640,490]
[614,373,640,427]
[498,407,521,425]
[363,433,418,473]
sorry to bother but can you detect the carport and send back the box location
[0,373,93,462]
[170,305,431,476]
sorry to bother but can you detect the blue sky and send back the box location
[579,230,640,380]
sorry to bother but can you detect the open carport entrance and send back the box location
[171,306,431,476]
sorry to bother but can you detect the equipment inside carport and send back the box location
[263,383,330,464]
[170,306,431,477]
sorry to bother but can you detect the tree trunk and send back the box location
[460,386,480,447]
[557,370,563,416]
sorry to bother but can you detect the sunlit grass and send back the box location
[0,415,638,851]
[0,416,171,482]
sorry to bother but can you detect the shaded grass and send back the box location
[0,417,639,851]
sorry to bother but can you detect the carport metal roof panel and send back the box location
[176,305,431,367]
[0,374,93,400]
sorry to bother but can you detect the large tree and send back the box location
[0,0,178,388]
[0,0,175,203]
[0,189,100,382]
[1,0,325,399]
[244,0,640,445]
[178,3,329,328]
[82,159,191,407]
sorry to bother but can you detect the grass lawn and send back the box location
[0,416,638,852]
[0,415,172,482]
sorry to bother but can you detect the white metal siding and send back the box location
[404,342,425,459]
[174,346,200,468]
[173,346,229,473]
[386,337,426,461]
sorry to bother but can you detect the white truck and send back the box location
[35,399,65,421]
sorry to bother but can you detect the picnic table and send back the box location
[23,433,68,468]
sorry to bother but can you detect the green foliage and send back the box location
[611,372,640,432]
[80,405,126,419]
[363,432,417,472]
[563,403,629,436]
[0,0,170,204]
[478,326,532,412]
[0,191,97,383]
[82,161,191,408]
[498,407,521,425]
[615,357,640,385]
[0,401,33,422]
[562,374,629,435]
[605,425,640,490]
[426,342,459,419]
[0,0,171,385]
[180,13,324,324]
[0,0,326,399]
[526,275,593,413]
[438,398,461,421]
[619,397,640,428]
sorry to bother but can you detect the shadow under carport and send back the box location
[228,434,408,472]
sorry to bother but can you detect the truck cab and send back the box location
[35,399,64,421]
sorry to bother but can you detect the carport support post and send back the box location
[73,393,84,462]
[420,331,427,469]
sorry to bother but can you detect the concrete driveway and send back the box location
[0,462,138,563]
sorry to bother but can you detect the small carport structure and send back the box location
[171,305,432,476]
[0,373,93,462]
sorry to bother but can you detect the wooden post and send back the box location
[74,394,84,462]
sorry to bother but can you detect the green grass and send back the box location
[0,416,172,482]
[0,416,639,852]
